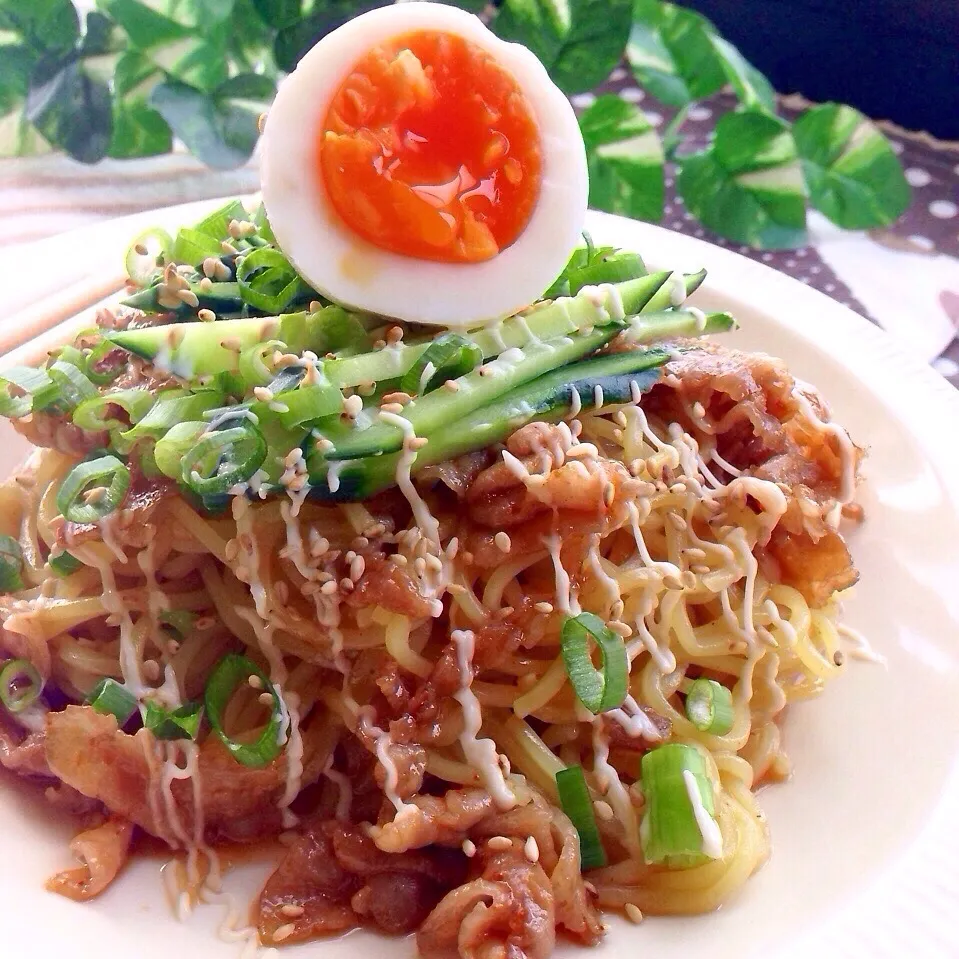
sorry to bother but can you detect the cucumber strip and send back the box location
[324,326,621,461]
[122,281,243,318]
[106,307,348,379]
[308,348,669,500]
[324,270,704,389]
[625,309,736,343]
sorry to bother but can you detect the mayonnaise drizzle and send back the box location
[451,629,515,809]
[682,769,723,859]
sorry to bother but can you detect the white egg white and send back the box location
[261,1,588,328]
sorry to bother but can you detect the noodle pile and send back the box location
[0,341,866,953]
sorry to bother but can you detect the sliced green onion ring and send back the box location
[0,658,43,714]
[205,653,287,768]
[239,339,285,387]
[181,423,267,496]
[277,383,343,428]
[73,389,156,433]
[84,339,126,386]
[0,535,24,591]
[87,677,137,725]
[125,227,172,287]
[0,366,60,417]
[154,421,210,479]
[685,678,734,735]
[144,700,203,741]
[48,360,98,409]
[236,248,309,314]
[555,765,607,869]
[56,455,131,524]
[160,609,196,638]
[48,550,83,577]
[639,743,722,868]
[399,332,483,396]
[560,612,628,714]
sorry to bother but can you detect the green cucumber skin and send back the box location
[308,348,669,501]
[122,282,243,319]
[324,327,621,462]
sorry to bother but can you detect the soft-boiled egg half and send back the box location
[261,1,587,327]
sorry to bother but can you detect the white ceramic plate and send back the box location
[2,204,959,959]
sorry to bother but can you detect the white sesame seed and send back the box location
[380,402,405,415]
[248,674,263,689]
[350,555,366,581]
[142,659,160,681]
[524,836,540,863]
[486,836,512,851]
[461,839,476,857]
[321,580,338,595]
[593,800,615,821]
[493,531,511,553]
[280,904,304,918]
[177,289,200,308]
[625,903,643,924]
[272,923,296,942]
[343,394,363,417]
[443,379,461,392]
[534,601,553,614]
[197,308,216,322]
[253,386,274,402]
[258,692,274,707]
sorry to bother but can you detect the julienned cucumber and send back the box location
[122,281,244,319]
[323,326,621,461]
[307,347,670,500]
[324,269,706,388]
[106,306,363,379]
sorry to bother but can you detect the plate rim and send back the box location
[3,200,959,958]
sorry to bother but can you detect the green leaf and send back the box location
[0,0,78,57]
[579,94,664,222]
[26,59,112,163]
[274,2,387,72]
[97,0,190,49]
[150,74,269,168]
[0,43,33,115]
[251,0,303,28]
[793,102,910,230]
[709,35,775,113]
[678,109,807,249]
[627,1,725,107]
[493,0,632,95]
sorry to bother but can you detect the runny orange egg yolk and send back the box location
[319,29,543,264]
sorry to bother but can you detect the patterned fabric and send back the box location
[2,73,958,386]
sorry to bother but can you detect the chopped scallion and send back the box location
[399,332,483,396]
[560,612,628,714]
[125,227,172,286]
[56,455,131,524]
[159,609,196,638]
[238,339,285,387]
[555,765,607,869]
[236,247,310,314]
[72,388,156,433]
[204,653,287,768]
[144,700,203,741]
[87,677,137,725]
[639,743,723,868]
[685,678,734,735]
[48,360,98,408]
[180,423,267,495]
[48,550,82,577]
[0,658,43,714]
[154,421,209,479]
[0,535,24,591]
[0,365,60,417]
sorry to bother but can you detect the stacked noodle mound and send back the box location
[0,333,863,952]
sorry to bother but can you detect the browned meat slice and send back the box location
[257,822,360,945]
[46,817,133,901]
[257,822,469,943]
[418,842,556,959]
[372,787,495,854]
[763,525,858,607]
[347,553,434,619]
[45,706,287,842]
[12,414,106,457]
